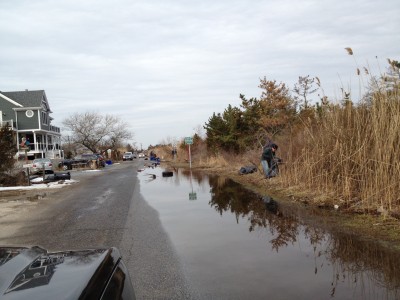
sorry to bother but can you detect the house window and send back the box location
[41,111,48,125]
[41,101,48,111]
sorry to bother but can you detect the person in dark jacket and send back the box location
[261,143,278,178]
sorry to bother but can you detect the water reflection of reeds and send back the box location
[206,174,400,298]
[326,234,400,298]
[180,169,207,184]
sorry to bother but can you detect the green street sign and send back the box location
[184,137,193,145]
[189,192,197,200]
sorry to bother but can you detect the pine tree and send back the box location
[204,112,229,153]
[0,125,17,172]
[258,77,297,136]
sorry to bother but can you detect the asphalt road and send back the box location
[0,161,198,299]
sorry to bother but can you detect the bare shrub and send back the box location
[0,171,27,187]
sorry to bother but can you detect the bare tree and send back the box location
[293,75,319,109]
[63,112,133,154]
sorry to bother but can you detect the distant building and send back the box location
[0,89,62,159]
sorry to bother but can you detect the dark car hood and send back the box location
[0,246,121,300]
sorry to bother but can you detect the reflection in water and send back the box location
[0,248,22,266]
[181,168,207,185]
[140,168,400,299]
[6,255,61,293]
[1,247,106,294]
[205,173,400,299]
[325,234,400,297]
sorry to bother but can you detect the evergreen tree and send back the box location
[239,94,263,146]
[258,77,297,136]
[221,105,243,152]
[204,112,229,153]
[0,125,17,172]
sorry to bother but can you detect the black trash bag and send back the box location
[54,172,71,180]
[238,165,258,175]
[44,172,71,182]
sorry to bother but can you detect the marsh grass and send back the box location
[283,88,400,214]
[197,152,239,169]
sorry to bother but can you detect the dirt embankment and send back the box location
[165,161,400,250]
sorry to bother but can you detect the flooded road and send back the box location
[139,166,400,300]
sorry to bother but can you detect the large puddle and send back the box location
[139,167,400,300]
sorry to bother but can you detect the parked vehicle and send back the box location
[0,246,136,299]
[123,152,134,161]
[31,158,53,174]
[58,154,104,170]
[78,154,106,167]
[58,157,88,171]
[58,159,76,170]
[74,154,99,161]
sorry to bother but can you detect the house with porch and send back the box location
[0,89,63,160]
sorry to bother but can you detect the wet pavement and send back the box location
[138,166,400,300]
[0,162,197,299]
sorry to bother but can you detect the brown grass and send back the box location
[282,88,400,216]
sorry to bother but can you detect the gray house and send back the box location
[0,90,62,159]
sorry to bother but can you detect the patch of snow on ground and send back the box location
[0,180,79,191]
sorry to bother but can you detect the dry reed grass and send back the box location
[196,152,246,171]
[284,88,400,215]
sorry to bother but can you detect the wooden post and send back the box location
[188,144,192,169]
[27,168,31,186]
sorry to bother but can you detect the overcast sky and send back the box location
[1,0,399,148]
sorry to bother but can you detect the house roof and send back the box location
[1,90,51,111]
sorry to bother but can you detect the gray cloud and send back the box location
[1,0,399,147]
